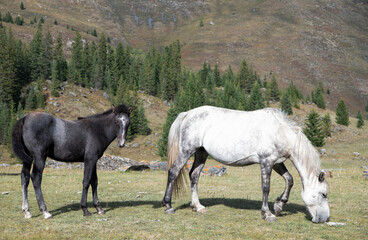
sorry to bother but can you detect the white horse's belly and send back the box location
[203,137,261,166]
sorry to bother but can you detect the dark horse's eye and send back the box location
[322,193,327,199]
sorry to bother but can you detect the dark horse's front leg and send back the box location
[81,156,99,216]
[260,159,277,222]
[91,165,104,215]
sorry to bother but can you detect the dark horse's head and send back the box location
[112,104,132,147]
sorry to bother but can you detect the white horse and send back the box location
[161,106,330,223]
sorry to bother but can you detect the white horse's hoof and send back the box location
[265,215,277,222]
[43,212,53,220]
[98,210,105,215]
[24,211,32,219]
[165,208,175,214]
[274,202,283,216]
[197,207,207,213]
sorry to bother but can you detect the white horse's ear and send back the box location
[112,104,117,114]
[318,172,325,182]
[128,106,133,114]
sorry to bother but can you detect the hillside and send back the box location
[0,0,367,113]
[1,81,367,165]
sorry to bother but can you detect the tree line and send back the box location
[0,23,366,159]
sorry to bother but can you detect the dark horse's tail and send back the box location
[12,116,33,164]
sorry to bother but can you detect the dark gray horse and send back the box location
[12,104,131,219]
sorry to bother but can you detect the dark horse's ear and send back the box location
[128,106,133,114]
[318,172,325,182]
[112,104,117,114]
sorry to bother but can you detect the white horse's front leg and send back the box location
[190,148,208,213]
[273,163,294,216]
[260,159,277,222]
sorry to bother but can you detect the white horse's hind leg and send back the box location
[260,158,277,222]
[272,163,294,216]
[162,152,193,214]
[189,148,208,213]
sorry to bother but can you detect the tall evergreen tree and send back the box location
[93,33,107,89]
[53,33,68,84]
[335,99,349,126]
[70,31,83,84]
[357,111,364,129]
[281,93,293,115]
[0,28,17,104]
[30,22,45,81]
[0,101,10,144]
[286,81,303,109]
[322,113,331,137]
[43,28,53,79]
[304,110,325,147]
[247,81,264,111]
[213,63,221,87]
[20,2,25,10]
[312,83,326,109]
[267,74,280,102]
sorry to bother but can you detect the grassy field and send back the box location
[1,144,367,240]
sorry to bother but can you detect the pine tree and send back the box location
[286,81,303,109]
[54,33,68,83]
[30,22,45,81]
[94,33,107,89]
[281,93,293,115]
[25,86,37,110]
[6,100,16,150]
[70,31,83,84]
[312,83,326,109]
[0,101,10,144]
[54,20,58,25]
[267,74,280,102]
[357,111,364,129]
[137,103,151,135]
[0,28,17,104]
[335,99,349,126]
[213,63,221,87]
[304,110,325,147]
[199,19,204,27]
[20,2,25,10]
[365,99,368,113]
[51,62,60,97]
[322,113,331,137]
[248,81,264,111]
[43,28,53,79]
[4,12,13,23]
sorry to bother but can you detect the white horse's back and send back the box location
[179,106,296,166]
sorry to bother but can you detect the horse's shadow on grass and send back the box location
[49,198,308,219]
[49,200,161,217]
[177,198,308,217]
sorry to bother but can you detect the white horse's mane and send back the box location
[269,108,321,177]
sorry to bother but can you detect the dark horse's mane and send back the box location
[77,104,130,120]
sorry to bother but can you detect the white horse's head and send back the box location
[301,172,330,223]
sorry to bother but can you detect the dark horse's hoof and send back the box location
[164,208,175,214]
[83,210,92,217]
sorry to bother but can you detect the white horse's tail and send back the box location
[167,112,187,197]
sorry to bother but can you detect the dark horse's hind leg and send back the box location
[31,155,52,219]
[189,148,208,213]
[21,161,32,218]
[273,163,294,216]
[161,152,192,214]
[91,164,104,215]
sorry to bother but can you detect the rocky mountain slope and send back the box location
[0,0,367,113]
